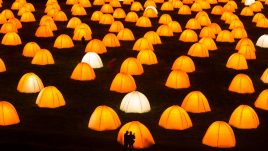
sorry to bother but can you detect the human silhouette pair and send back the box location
[124,131,135,150]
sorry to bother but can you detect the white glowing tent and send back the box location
[256,34,268,48]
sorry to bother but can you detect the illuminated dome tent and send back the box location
[109,21,124,32]
[256,34,268,48]
[261,68,268,83]
[88,105,121,131]
[71,62,96,81]
[17,72,44,93]
[159,105,192,130]
[188,42,209,58]
[0,58,6,72]
[36,86,66,108]
[229,105,259,129]
[117,28,135,41]
[0,22,18,33]
[110,72,137,93]
[31,49,55,65]
[255,89,268,111]
[143,31,162,45]
[165,70,190,89]
[120,57,144,75]
[228,74,255,94]
[22,42,41,57]
[120,91,151,113]
[181,91,211,113]
[85,39,107,54]
[0,101,20,126]
[102,33,120,47]
[1,32,22,46]
[137,50,158,65]
[54,34,74,49]
[67,17,81,28]
[133,37,154,51]
[117,121,155,149]
[226,53,248,70]
[171,55,195,73]
[202,121,236,148]
[81,52,103,69]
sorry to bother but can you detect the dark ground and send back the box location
[0,0,268,151]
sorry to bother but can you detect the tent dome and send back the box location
[117,28,135,41]
[22,42,41,57]
[179,29,198,42]
[120,91,151,113]
[199,27,215,39]
[137,50,158,65]
[0,101,20,126]
[236,38,255,50]
[168,21,182,33]
[20,11,35,22]
[1,9,15,19]
[71,62,96,81]
[39,19,57,31]
[143,7,158,18]
[102,33,120,47]
[130,2,143,12]
[0,58,6,72]
[72,28,92,41]
[35,25,54,37]
[158,14,172,25]
[188,42,209,58]
[185,18,201,30]
[216,30,234,42]
[228,74,255,94]
[31,49,55,65]
[117,121,155,149]
[143,31,162,45]
[144,1,157,8]
[93,0,104,6]
[252,13,265,23]
[88,105,121,131]
[238,45,256,60]
[159,105,192,130]
[17,72,44,93]
[110,73,137,93]
[172,55,195,73]
[91,11,103,21]
[211,5,224,15]
[72,5,87,16]
[1,32,22,46]
[156,25,173,37]
[120,57,144,75]
[0,22,17,33]
[81,52,103,69]
[136,16,152,27]
[181,91,211,113]
[85,39,107,54]
[113,8,126,19]
[202,121,236,148]
[99,13,114,25]
[53,11,68,21]
[240,7,254,16]
[100,4,114,13]
[208,23,222,34]
[160,2,174,11]
[231,27,247,39]
[229,105,259,129]
[110,0,122,8]
[199,37,217,51]
[165,70,190,89]
[256,34,268,48]
[226,53,248,70]
[133,38,154,51]
[36,86,66,108]
[109,21,124,33]
[245,0,255,6]
[125,12,138,22]
[261,68,268,83]
[178,5,191,15]
[54,34,74,49]
[255,89,268,111]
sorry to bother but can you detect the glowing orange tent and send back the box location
[202,121,236,148]
[0,58,6,72]
[188,42,209,58]
[36,86,66,108]
[102,33,120,47]
[120,57,144,75]
[261,68,268,83]
[172,55,195,73]
[85,39,107,54]
[133,38,154,51]
[117,121,155,149]
[181,91,211,113]
[31,49,55,65]
[88,105,121,131]
[229,105,259,129]
[54,34,74,49]
[117,28,135,41]
[228,74,255,94]
[22,42,41,57]
[165,70,190,89]
[226,53,248,70]
[17,72,44,93]
[0,101,20,126]
[71,62,96,81]
[255,89,268,111]
[143,31,162,45]
[137,50,158,65]
[179,29,198,42]
[1,32,22,46]
[110,72,136,93]
[159,105,192,130]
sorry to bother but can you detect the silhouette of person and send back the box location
[81,36,86,45]
[124,131,129,149]
[129,131,135,150]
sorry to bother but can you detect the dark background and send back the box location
[0,0,268,150]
